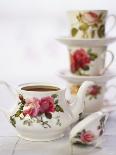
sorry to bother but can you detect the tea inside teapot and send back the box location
[21,85,60,92]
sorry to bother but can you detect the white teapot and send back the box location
[0,81,94,141]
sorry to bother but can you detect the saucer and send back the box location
[57,36,116,47]
[58,69,116,84]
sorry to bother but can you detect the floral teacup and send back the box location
[70,111,109,146]
[68,10,116,39]
[68,46,114,76]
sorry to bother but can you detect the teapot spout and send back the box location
[70,81,95,122]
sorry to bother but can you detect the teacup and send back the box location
[70,111,109,146]
[68,10,116,39]
[68,46,114,76]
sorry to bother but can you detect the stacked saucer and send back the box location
[57,10,116,115]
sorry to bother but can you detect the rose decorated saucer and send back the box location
[56,36,116,47]
[57,69,116,84]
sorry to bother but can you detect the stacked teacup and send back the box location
[58,10,116,115]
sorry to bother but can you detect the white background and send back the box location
[0,1,116,154]
[0,0,116,84]
[0,0,116,110]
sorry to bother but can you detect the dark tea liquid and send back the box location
[21,85,60,92]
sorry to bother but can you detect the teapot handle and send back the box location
[0,81,16,118]
[68,81,95,123]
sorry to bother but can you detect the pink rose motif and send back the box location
[23,98,40,117]
[23,96,56,117]
[87,85,101,96]
[39,96,55,113]
[82,12,99,25]
[70,48,90,73]
[80,131,95,143]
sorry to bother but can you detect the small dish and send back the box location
[57,36,116,47]
[58,69,116,84]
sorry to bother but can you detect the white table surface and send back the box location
[0,77,116,155]
[0,112,116,155]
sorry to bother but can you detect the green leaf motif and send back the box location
[19,104,24,111]
[79,23,89,31]
[87,48,92,54]
[15,110,21,117]
[75,133,81,138]
[55,99,58,105]
[76,13,82,21]
[79,112,83,121]
[51,94,58,99]
[99,129,103,136]
[82,65,90,71]
[10,116,16,127]
[89,53,98,61]
[97,24,105,38]
[99,13,103,20]
[92,23,98,28]
[100,115,105,123]
[91,30,95,38]
[55,105,64,112]
[56,118,62,126]
[45,113,52,119]
[71,28,78,37]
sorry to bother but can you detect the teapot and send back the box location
[0,81,94,141]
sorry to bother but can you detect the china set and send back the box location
[58,10,116,114]
[0,10,116,146]
[57,10,116,146]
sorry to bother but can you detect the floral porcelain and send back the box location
[0,81,95,141]
[70,111,109,145]
[86,85,101,100]
[58,69,116,84]
[57,36,116,47]
[69,82,116,115]
[58,70,116,114]
[69,83,104,114]
[68,10,116,39]
[10,94,64,128]
[68,46,114,76]
[73,130,96,145]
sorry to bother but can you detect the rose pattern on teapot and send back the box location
[0,81,96,141]
[10,94,64,128]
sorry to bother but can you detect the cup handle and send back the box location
[100,50,114,75]
[106,15,116,36]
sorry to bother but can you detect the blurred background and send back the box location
[0,0,116,136]
[0,0,116,85]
